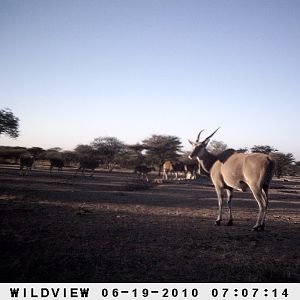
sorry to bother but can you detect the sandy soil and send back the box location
[0,166,299,282]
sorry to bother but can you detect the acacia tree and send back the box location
[293,161,300,176]
[271,152,295,178]
[62,151,78,167]
[91,137,126,171]
[236,147,248,153]
[73,144,99,168]
[207,140,228,155]
[251,145,277,154]
[27,147,45,159]
[74,144,95,158]
[123,143,146,168]
[142,134,182,175]
[0,108,19,138]
[0,146,27,163]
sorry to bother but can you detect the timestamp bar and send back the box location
[1,283,299,300]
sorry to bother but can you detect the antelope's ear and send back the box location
[188,139,195,146]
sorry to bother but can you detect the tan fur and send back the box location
[162,161,174,180]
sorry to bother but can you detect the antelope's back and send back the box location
[242,153,274,183]
[222,153,274,187]
[211,152,274,190]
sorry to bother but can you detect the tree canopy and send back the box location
[271,152,296,178]
[74,144,95,158]
[207,140,228,155]
[91,136,126,163]
[142,134,182,173]
[0,108,19,138]
[251,145,277,154]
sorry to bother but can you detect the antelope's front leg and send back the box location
[215,188,223,226]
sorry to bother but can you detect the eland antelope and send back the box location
[162,161,174,180]
[184,161,200,179]
[49,158,64,175]
[75,158,99,177]
[134,165,155,181]
[188,128,275,231]
[172,161,186,179]
[20,156,34,176]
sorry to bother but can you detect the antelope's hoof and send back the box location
[252,224,265,232]
[227,219,233,226]
[215,220,221,226]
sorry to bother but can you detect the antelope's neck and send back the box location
[197,150,217,174]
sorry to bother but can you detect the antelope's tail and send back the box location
[262,157,275,196]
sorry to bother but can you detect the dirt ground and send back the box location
[0,165,299,283]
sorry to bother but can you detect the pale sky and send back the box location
[1,0,300,159]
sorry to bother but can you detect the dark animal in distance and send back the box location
[75,159,99,177]
[184,161,200,179]
[134,165,155,181]
[162,161,199,180]
[172,161,186,179]
[49,158,64,175]
[19,156,34,176]
[189,128,275,231]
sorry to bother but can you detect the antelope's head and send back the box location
[188,127,220,159]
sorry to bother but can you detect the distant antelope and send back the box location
[162,161,174,180]
[75,159,99,177]
[162,161,186,180]
[172,162,186,179]
[49,158,64,175]
[188,128,275,231]
[134,165,155,181]
[19,156,34,176]
[184,161,200,179]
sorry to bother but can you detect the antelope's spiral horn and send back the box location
[204,127,221,142]
[196,129,205,142]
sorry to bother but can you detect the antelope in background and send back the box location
[188,128,275,231]
[162,161,174,180]
[163,160,199,180]
[19,155,34,176]
[134,165,155,181]
[75,158,99,177]
[49,158,64,175]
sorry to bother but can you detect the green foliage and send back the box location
[251,145,277,154]
[0,146,27,163]
[44,148,64,160]
[62,151,78,166]
[74,144,95,159]
[236,147,248,153]
[293,161,300,176]
[27,147,45,159]
[115,149,140,169]
[0,108,19,138]
[207,140,228,155]
[116,144,146,169]
[91,137,126,166]
[271,152,296,178]
[91,137,126,157]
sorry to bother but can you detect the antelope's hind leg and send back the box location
[250,185,267,231]
[226,188,233,226]
[215,187,223,226]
